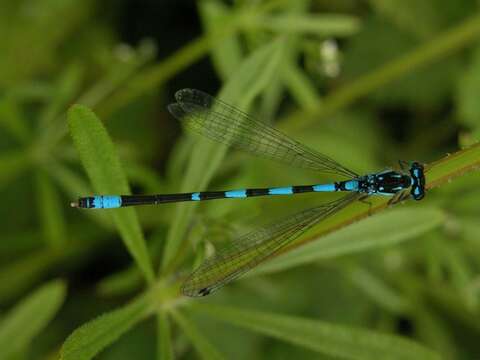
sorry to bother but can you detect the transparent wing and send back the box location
[168,89,358,178]
[181,192,361,297]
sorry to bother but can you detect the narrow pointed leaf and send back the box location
[68,105,154,283]
[171,310,225,360]
[191,304,441,360]
[0,150,29,191]
[60,295,150,360]
[254,14,360,36]
[0,280,66,359]
[0,97,30,143]
[199,0,243,81]
[35,171,67,248]
[48,162,112,229]
[157,312,173,360]
[254,207,445,275]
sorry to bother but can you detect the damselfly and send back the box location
[72,89,426,297]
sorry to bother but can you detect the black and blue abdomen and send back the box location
[74,165,425,209]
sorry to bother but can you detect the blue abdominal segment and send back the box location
[225,189,247,198]
[312,183,336,192]
[268,187,294,195]
[93,196,122,209]
[191,192,201,201]
[344,180,359,191]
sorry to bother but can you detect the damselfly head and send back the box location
[409,162,425,200]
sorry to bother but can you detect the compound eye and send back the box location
[411,186,425,200]
[411,161,423,170]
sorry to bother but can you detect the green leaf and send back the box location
[0,225,104,304]
[369,0,474,39]
[252,13,361,37]
[97,228,167,297]
[96,266,143,297]
[35,171,67,248]
[78,39,157,109]
[405,273,480,335]
[161,37,286,271]
[47,162,112,229]
[198,0,243,81]
[342,17,461,108]
[426,142,480,190]
[68,105,154,283]
[413,308,459,359]
[124,162,167,194]
[97,23,239,119]
[0,251,59,304]
[96,1,287,118]
[456,45,480,131]
[0,96,30,143]
[39,63,83,129]
[0,150,30,191]
[0,280,66,359]
[343,265,409,314]
[157,313,173,360]
[258,76,284,122]
[282,13,480,129]
[254,207,445,275]
[283,62,320,110]
[47,40,158,150]
[0,0,89,87]
[262,2,320,113]
[0,229,40,256]
[60,295,151,360]
[171,310,225,360]
[190,304,441,360]
[369,0,442,39]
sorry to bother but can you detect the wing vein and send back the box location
[181,193,361,296]
[169,89,358,178]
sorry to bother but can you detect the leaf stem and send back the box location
[280,143,480,256]
[97,0,289,118]
[281,13,480,130]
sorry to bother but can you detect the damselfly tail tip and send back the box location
[70,201,79,208]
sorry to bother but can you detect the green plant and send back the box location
[1,0,480,359]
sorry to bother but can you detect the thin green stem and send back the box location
[281,13,480,131]
[279,143,480,256]
[97,33,230,118]
[97,0,289,119]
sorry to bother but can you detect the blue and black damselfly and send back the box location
[72,89,426,297]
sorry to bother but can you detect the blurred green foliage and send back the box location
[1,0,480,359]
